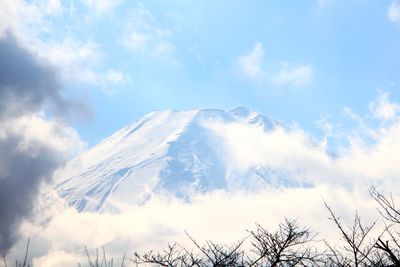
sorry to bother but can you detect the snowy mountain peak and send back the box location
[54,107,301,212]
[227,106,252,118]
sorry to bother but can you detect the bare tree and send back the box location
[370,187,400,266]
[133,237,245,267]
[323,203,378,267]
[370,187,400,224]
[247,219,321,267]
[133,243,203,267]
[133,219,320,267]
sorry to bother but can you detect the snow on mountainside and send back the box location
[54,107,312,212]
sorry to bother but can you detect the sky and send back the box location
[3,1,400,266]
[2,0,400,146]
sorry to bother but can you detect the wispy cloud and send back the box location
[388,0,400,24]
[236,42,314,88]
[33,38,129,90]
[237,42,265,80]
[123,5,175,57]
[104,69,127,84]
[36,38,100,79]
[0,0,130,91]
[271,63,314,87]
[369,91,400,122]
[81,0,123,16]
[0,0,50,39]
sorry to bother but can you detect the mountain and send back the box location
[54,107,309,212]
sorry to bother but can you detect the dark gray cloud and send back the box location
[0,133,62,254]
[0,34,69,118]
[0,32,74,255]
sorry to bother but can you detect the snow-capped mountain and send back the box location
[54,107,310,212]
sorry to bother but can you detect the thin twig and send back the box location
[85,246,94,267]
[120,253,126,267]
[22,237,30,267]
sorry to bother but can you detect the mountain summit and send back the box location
[54,107,306,212]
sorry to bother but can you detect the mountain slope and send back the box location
[54,107,306,212]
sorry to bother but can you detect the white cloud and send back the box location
[316,116,334,133]
[337,121,400,180]
[388,0,400,24]
[16,186,378,267]
[237,42,265,80]
[36,38,100,78]
[0,0,43,38]
[33,250,83,267]
[271,63,314,87]
[0,0,129,91]
[43,0,63,15]
[33,38,130,89]
[44,39,99,65]
[0,0,66,40]
[104,69,126,84]
[369,91,400,121]
[123,5,175,56]
[236,42,313,87]
[207,122,331,182]
[0,114,85,159]
[206,92,400,190]
[81,0,122,15]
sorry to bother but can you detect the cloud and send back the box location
[316,116,335,133]
[369,91,400,122]
[32,37,130,90]
[0,0,39,36]
[237,42,265,80]
[0,34,66,118]
[15,185,378,267]
[236,42,314,88]
[209,96,400,189]
[81,0,122,16]
[271,63,314,87]
[0,32,84,255]
[44,0,63,15]
[103,69,129,85]
[207,122,326,174]
[0,0,63,42]
[36,39,100,74]
[0,0,129,91]
[337,121,400,181]
[388,0,400,24]
[32,250,82,267]
[123,5,175,56]
[0,114,83,253]
[0,114,84,157]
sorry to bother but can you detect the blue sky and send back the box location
[5,0,400,146]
